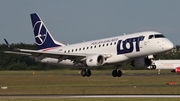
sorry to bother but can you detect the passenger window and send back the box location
[99,45,101,47]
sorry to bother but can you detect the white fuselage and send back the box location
[152,60,180,69]
[38,31,173,67]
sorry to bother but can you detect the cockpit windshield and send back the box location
[148,34,165,39]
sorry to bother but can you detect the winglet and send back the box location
[4,39,13,50]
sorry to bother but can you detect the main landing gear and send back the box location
[81,68,91,77]
[112,69,122,77]
[80,66,122,77]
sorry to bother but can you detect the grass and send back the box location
[0,98,180,101]
[0,70,179,95]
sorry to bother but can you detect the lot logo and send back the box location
[34,21,47,45]
[117,36,144,54]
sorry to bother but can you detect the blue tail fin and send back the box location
[30,13,65,50]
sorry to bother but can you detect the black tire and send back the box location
[117,70,122,77]
[86,69,91,77]
[112,70,117,77]
[151,65,156,70]
[153,65,156,69]
[81,69,86,77]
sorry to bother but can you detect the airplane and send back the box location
[148,60,180,74]
[4,13,174,77]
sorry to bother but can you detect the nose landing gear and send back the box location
[151,65,156,69]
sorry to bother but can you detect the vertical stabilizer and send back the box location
[30,13,65,50]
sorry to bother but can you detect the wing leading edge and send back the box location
[4,49,111,63]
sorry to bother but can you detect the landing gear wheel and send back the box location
[151,65,156,70]
[112,69,122,77]
[81,69,91,77]
[81,69,86,77]
[117,70,122,77]
[86,69,91,77]
[112,70,117,77]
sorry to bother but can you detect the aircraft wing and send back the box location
[3,39,111,62]
[4,49,111,62]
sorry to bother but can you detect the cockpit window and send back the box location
[155,34,165,38]
[148,35,154,39]
[148,34,165,39]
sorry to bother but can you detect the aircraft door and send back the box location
[139,36,144,48]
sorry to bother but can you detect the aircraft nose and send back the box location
[164,40,174,50]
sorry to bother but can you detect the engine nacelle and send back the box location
[86,55,105,67]
[131,57,152,68]
[171,67,180,73]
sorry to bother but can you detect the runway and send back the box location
[0,95,180,98]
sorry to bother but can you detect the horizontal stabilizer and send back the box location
[4,39,14,50]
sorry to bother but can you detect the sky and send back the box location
[0,0,180,45]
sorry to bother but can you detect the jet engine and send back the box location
[171,67,180,73]
[131,57,152,68]
[86,55,105,67]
